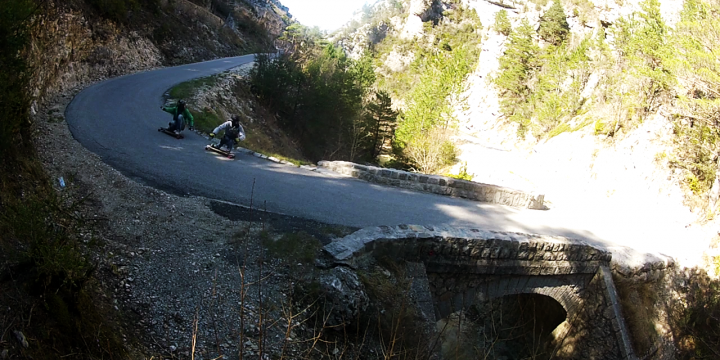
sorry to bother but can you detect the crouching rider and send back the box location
[161,99,195,134]
[210,115,246,151]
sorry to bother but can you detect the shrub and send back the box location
[404,127,457,174]
[445,162,473,181]
[494,9,511,36]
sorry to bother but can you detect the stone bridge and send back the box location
[323,225,639,359]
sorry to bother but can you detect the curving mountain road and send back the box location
[66,56,673,266]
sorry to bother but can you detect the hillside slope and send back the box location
[334,0,719,268]
[0,0,290,357]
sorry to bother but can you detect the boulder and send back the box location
[319,266,369,328]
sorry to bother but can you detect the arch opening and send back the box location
[436,293,567,360]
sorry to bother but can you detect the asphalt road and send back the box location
[65,56,670,266]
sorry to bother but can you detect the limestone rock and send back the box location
[319,266,369,328]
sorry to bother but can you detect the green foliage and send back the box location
[251,30,375,161]
[667,0,720,199]
[355,90,398,162]
[531,38,592,136]
[404,127,456,174]
[189,108,222,134]
[169,75,219,99]
[444,162,473,181]
[538,0,570,45]
[368,3,481,171]
[395,46,474,146]
[612,0,674,121]
[494,19,540,137]
[494,9,511,36]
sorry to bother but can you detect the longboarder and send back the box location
[159,100,194,138]
[205,115,246,158]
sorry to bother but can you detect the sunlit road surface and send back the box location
[66,56,685,268]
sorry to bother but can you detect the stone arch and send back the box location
[435,293,569,360]
[323,225,636,359]
[430,273,590,321]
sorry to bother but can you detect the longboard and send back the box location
[205,144,235,159]
[158,127,184,139]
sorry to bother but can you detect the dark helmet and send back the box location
[231,115,240,125]
[177,100,186,111]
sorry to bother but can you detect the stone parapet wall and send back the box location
[324,224,612,274]
[317,161,545,209]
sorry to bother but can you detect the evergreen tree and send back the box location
[538,0,569,46]
[669,0,720,197]
[359,91,398,161]
[494,9,511,36]
[250,29,375,161]
[494,19,540,135]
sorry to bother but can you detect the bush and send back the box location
[445,162,473,181]
[404,127,457,174]
[494,9,511,36]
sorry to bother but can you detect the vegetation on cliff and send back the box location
[489,0,720,208]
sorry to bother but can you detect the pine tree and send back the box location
[494,19,540,134]
[360,91,398,161]
[494,9,511,36]
[538,0,569,46]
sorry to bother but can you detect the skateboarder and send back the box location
[210,115,246,151]
[161,100,195,134]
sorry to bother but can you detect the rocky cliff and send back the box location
[27,0,290,109]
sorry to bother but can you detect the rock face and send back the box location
[318,266,369,328]
[241,0,292,38]
[27,1,164,106]
[26,0,288,107]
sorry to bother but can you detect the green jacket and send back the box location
[162,105,194,127]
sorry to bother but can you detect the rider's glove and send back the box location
[209,133,215,138]
[234,138,240,144]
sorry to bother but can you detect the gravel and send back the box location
[33,87,334,359]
